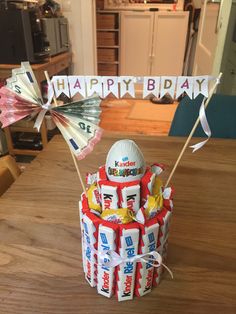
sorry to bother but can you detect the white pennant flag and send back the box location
[143,76,160,98]
[68,76,86,98]
[86,76,103,97]
[160,76,177,98]
[52,76,70,98]
[119,76,135,98]
[176,76,194,99]
[193,76,209,98]
[102,76,119,98]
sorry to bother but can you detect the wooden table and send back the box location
[0,134,235,314]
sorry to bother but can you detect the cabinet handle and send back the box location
[230,69,235,75]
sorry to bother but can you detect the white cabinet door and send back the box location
[193,0,231,76]
[152,11,189,76]
[120,11,154,76]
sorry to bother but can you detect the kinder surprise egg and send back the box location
[105,139,146,182]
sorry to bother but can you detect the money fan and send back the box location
[0,62,103,160]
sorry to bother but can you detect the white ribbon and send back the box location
[84,240,173,279]
[189,98,212,153]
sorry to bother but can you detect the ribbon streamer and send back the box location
[189,98,212,153]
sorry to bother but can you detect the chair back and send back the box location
[169,94,236,138]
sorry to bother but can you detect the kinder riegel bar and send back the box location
[97,222,119,298]
[116,223,140,301]
[100,181,119,211]
[135,218,159,297]
[140,169,156,205]
[120,181,141,214]
[153,208,172,286]
[83,212,101,287]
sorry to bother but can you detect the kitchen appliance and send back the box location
[41,17,69,56]
[0,7,50,64]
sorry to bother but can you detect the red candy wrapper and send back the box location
[99,181,119,211]
[153,208,172,286]
[83,212,101,287]
[97,221,119,298]
[140,169,156,205]
[116,223,140,301]
[120,181,141,213]
[135,217,160,297]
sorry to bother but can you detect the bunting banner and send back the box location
[47,75,213,102]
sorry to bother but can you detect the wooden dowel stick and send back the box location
[165,72,222,187]
[44,71,87,195]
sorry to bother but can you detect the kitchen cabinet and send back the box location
[120,11,189,76]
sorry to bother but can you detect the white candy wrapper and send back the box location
[83,212,101,287]
[135,218,159,297]
[100,182,119,211]
[116,223,140,301]
[153,209,172,286]
[120,182,140,214]
[97,223,119,298]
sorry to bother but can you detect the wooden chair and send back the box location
[0,155,21,196]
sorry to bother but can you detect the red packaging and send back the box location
[140,169,156,205]
[119,180,141,213]
[97,221,119,298]
[116,223,140,301]
[135,217,159,297]
[153,208,172,286]
[99,181,119,211]
[82,212,101,287]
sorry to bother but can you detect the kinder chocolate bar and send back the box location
[100,181,119,211]
[87,183,102,213]
[153,208,172,286]
[135,218,159,297]
[120,182,141,214]
[83,212,101,287]
[101,208,133,224]
[140,170,156,205]
[97,222,119,298]
[116,223,140,301]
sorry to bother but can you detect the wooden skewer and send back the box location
[44,71,87,195]
[165,72,222,187]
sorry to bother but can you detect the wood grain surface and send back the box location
[0,133,236,314]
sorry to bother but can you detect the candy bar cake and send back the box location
[79,139,174,301]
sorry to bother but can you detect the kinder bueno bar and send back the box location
[97,222,119,298]
[100,181,119,211]
[116,223,139,301]
[83,212,101,287]
[153,208,172,286]
[140,169,156,205]
[135,218,159,297]
[120,181,141,214]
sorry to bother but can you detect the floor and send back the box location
[100,98,175,136]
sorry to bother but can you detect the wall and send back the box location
[57,0,97,75]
